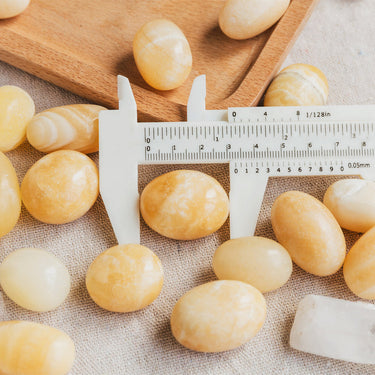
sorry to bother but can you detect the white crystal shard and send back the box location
[290,294,375,364]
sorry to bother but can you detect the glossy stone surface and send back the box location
[27,104,106,154]
[271,191,346,276]
[21,150,99,224]
[213,236,292,292]
[324,178,375,233]
[264,64,329,106]
[344,226,375,299]
[140,170,229,240]
[86,244,163,312]
[0,0,30,19]
[171,280,266,352]
[0,321,75,375]
[0,248,71,312]
[219,0,290,40]
[0,85,35,152]
[133,19,192,90]
[290,295,375,364]
[0,151,21,238]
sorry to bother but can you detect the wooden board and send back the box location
[0,0,319,121]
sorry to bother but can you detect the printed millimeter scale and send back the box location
[100,75,375,244]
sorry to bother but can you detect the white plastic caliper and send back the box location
[100,75,375,244]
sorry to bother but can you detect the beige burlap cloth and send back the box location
[1,0,375,373]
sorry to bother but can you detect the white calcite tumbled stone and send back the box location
[290,295,375,364]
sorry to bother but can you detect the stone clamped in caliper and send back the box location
[100,75,375,245]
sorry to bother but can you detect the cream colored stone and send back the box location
[0,321,75,375]
[264,64,329,106]
[0,248,70,312]
[133,19,192,90]
[213,236,292,292]
[0,85,35,152]
[21,150,99,224]
[324,178,375,233]
[344,226,375,299]
[140,170,229,240]
[219,0,290,40]
[0,151,21,238]
[271,191,346,276]
[86,244,163,312]
[171,280,266,352]
[27,104,106,154]
[0,0,30,19]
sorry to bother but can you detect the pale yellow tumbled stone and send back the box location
[0,0,30,19]
[271,191,346,276]
[344,227,375,300]
[171,280,266,352]
[0,321,75,375]
[0,248,70,312]
[21,150,99,224]
[27,104,106,154]
[86,244,163,312]
[0,85,35,152]
[140,170,229,240]
[133,19,192,90]
[0,151,21,238]
[213,236,292,292]
[324,179,375,233]
[219,0,290,40]
[264,64,329,106]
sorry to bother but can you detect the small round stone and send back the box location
[133,19,192,90]
[171,280,266,352]
[264,64,329,106]
[140,170,229,240]
[0,248,70,312]
[86,244,163,312]
[344,227,375,300]
[0,152,21,238]
[21,150,99,224]
[0,0,30,19]
[324,179,375,233]
[271,191,346,276]
[0,85,35,152]
[213,236,292,292]
[219,0,290,40]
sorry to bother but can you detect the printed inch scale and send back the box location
[99,75,375,245]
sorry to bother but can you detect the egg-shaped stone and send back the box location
[140,170,229,240]
[0,152,21,238]
[86,244,163,312]
[0,321,75,375]
[219,0,290,40]
[0,85,35,152]
[271,191,346,276]
[0,248,70,312]
[0,0,30,19]
[324,179,375,233]
[344,227,375,300]
[264,64,329,106]
[21,150,99,224]
[27,104,106,154]
[213,236,292,292]
[133,19,192,90]
[171,280,266,352]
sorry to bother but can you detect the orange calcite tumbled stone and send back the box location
[140,170,229,240]
[171,280,266,352]
[86,244,163,312]
[0,152,21,238]
[21,150,99,224]
[271,191,346,276]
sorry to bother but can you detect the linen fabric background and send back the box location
[1,0,375,374]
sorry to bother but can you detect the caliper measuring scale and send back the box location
[100,75,375,244]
